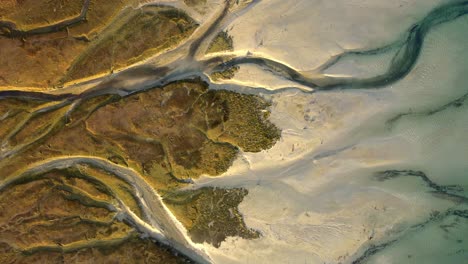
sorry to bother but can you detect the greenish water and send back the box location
[346,5,468,264]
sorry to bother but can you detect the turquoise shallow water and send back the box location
[339,4,468,263]
[365,213,468,263]
[214,1,468,263]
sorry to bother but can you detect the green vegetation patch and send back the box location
[210,65,240,81]
[84,78,280,189]
[209,89,281,152]
[164,187,260,247]
[0,79,280,256]
[0,0,84,30]
[0,170,189,263]
[64,6,198,83]
[206,31,234,54]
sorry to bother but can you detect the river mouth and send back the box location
[1,0,468,263]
